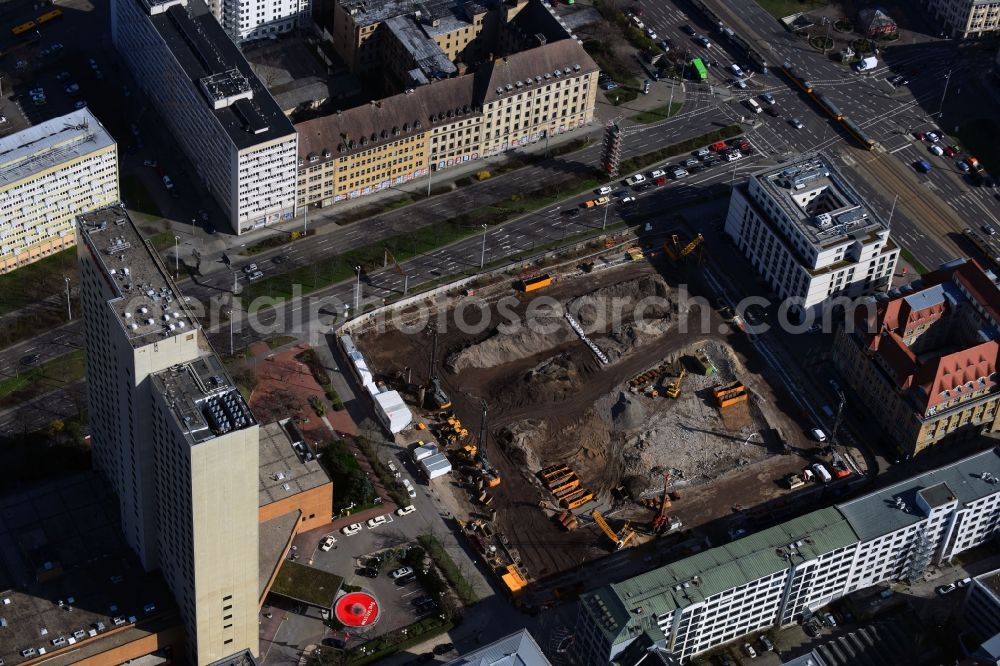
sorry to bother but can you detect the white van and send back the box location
[811,463,833,484]
[730,63,744,78]
[745,99,762,114]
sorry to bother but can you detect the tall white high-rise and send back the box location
[78,204,259,664]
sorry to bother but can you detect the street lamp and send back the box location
[354,265,362,313]
[601,199,611,231]
[174,235,180,278]
[64,277,72,321]
[479,224,488,269]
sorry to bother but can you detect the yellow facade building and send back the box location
[297,37,598,207]
[0,108,118,273]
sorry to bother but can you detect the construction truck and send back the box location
[427,332,452,410]
[476,401,501,487]
[663,233,704,262]
[592,510,635,550]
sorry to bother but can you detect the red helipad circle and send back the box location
[334,591,380,628]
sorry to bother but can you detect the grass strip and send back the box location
[418,534,478,605]
[0,350,85,408]
[899,247,929,275]
[238,127,740,308]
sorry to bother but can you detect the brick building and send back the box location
[833,258,1000,458]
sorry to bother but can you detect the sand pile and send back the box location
[447,314,573,372]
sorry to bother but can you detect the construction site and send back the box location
[357,238,831,590]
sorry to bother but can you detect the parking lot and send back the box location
[262,500,449,662]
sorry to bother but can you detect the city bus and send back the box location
[36,9,62,24]
[691,58,708,82]
[11,20,36,35]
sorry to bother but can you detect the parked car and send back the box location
[743,643,757,658]
[396,505,416,516]
[366,515,388,529]
[823,612,837,627]
[391,566,415,579]
[758,636,774,652]
[649,169,666,179]
[696,36,711,48]
[596,185,613,196]
[395,572,417,585]
[341,523,362,536]
[958,577,973,587]
[684,157,700,167]
[915,159,933,173]
[761,93,775,105]
[402,478,417,498]
[319,536,336,551]
[936,583,957,595]
[143,160,158,167]
[803,621,820,637]
[681,24,696,35]
[433,643,455,655]
[983,225,996,236]
[930,145,945,156]
[926,130,941,143]
[356,567,378,578]
[619,196,637,207]
[810,427,827,442]
[243,263,258,274]
[625,173,646,186]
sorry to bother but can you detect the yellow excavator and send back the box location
[664,368,686,399]
[663,233,705,262]
[591,510,635,550]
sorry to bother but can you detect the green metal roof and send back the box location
[583,508,859,647]
[838,447,1000,541]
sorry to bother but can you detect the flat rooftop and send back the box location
[838,447,1000,542]
[78,205,196,347]
[340,0,475,27]
[0,472,176,666]
[0,108,115,190]
[753,154,888,250]
[207,648,258,666]
[258,420,331,507]
[151,355,256,445]
[139,0,294,149]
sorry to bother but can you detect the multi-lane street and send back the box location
[3,0,1000,437]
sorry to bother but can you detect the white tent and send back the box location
[374,390,412,433]
[412,443,439,462]
[420,453,452,480]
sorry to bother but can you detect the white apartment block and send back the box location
[723,154,899,318]
[210,0,310,41]
[78,204,259,665]
[0,108,118,273]
[111,0,298,234]
[577,447,1000,664]
[151,358,259,665]
[922,0,1000,37]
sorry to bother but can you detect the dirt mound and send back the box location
[568,274,673,334]
[490,351,594,410]
[447,315,573,372]
[610,391,647,432]
[497,420,545,471]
